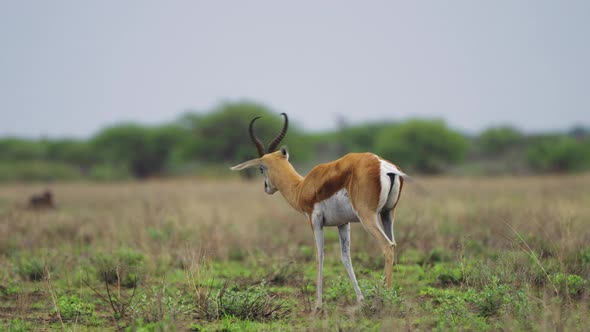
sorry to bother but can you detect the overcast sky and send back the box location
[1,1,589,138]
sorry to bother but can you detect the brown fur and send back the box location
[260,152,383,214]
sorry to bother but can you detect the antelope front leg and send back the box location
[311,212,325,312]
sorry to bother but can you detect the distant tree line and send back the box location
[1,101,589,181]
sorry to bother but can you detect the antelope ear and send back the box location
[230,158,262,171]
[280,146,289,160]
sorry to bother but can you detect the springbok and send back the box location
[230,113,406,311]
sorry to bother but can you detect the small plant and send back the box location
[419,287,490,330]
[424,277,512,318]
[131,284,193,323]
[324,277,354,304]
[188,322,204,331]
[7,319,33,332]
[0,283,22,296]
[580,247,590,265]
[432,264,464,286]
[56,294,97,323]
[397,248,426,265]
[93,248,144,287]
[552,272,587,298]
[352,252,385,271]
[227,246,246,262]
[266,260,303,286]
[474,278,510,317]
[359,279,402,317]
[195,281,291,322]
[146,227,171,242]
[298,245,314,262]
[84,266,140,327]
[422,248,452,265]
[15,255,45,281]
[125,318,176,332]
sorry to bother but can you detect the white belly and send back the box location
[313,189,359,227]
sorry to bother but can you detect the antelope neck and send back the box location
[272,162,305,212]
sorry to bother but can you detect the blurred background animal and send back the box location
[28,190,55,209]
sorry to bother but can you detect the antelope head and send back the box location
[230,113,291,195]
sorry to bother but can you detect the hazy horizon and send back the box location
[2,1,589,138]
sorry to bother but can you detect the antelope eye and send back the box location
[259,167,264,174]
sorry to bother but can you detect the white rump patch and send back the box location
[378,158,404,211]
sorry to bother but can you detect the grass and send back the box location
[0,175,589,330]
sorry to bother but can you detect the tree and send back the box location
[306,122,391,164]
[478,126,523,155]
[45,139,96,173]
[338,123,391,152]
[180,101,311,164]
[527,136,590,172]
[375,119,468,174]
[92,124,190,178]
[0,138,45,161]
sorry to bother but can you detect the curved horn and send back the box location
[249,116,265,157]
[267,113,289,153]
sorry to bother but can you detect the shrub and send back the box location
[433,264,465,286]
[527,136,590,172]
[146,226,172,243]
[330,122,391,153]
[352,251,385,271]
[89,164,131,181]
[227,246,246,262]
[179,103,310,165]
[92,124,190,178]
[298,245,314,262]
[419,287,490,330]
[0,138,45,161]
[266,260,303,286]
[420,277,519,322]
[195,281,291,322]
[552,273,587,298]
[474,279,511,318]
[93,248,144,287]
[57,294,97,323]
[324,277,354,304]
[375,120,468,174]
[0,161,82,182]
[15,255,45,282]
[422,248,452,265]
[6,319,33,332]
[131,286,193,323]
[125,319,176,332]
[478,126,523,155]
[359,279,403,318]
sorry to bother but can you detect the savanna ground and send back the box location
[0,175,589,331]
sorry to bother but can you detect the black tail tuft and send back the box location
[386,173,397,194]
